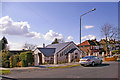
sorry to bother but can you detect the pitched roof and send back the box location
[81,47,90,53]
[66,48,77,54]
[46,42,71,54]
[87,40,96,45]
[9,50,31,53]
[78,40,99,46]
[77,40,89,46]
[37,48,56,56]
[92,40,100,45]
[99,39,106,45]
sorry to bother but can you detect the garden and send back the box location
[2,51,34,68]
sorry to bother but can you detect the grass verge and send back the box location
[48,64,80,69]
[0,70,11,75]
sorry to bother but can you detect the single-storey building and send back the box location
[34,41,84,66]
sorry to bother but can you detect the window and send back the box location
[75,53,78,55]
[51,57,53,59]
[91,46,92,49]
[75,53,78,59]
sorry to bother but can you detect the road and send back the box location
[2,62,119,78]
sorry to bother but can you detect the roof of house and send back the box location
[9,50,31,54]
[99,39,107,45]
[46,41,72,54]
[78,39,99,46]
[81,47,90,53]
[87,40,96,45]
[37,48,56,56]
[66,48,77,54]
[91,40,100,45]
[36,41,82,56]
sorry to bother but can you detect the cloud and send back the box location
[67,36,73,40]
[84,25,95,29]
[44,30,63,41]
[81,35,96,40]
[8,41,23,50]
[0,16,42,38]
[0,16,73,43]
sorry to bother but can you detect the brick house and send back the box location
[99,39,120,51]
[77,39,100,56]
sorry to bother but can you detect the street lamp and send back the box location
[80,8,96,57]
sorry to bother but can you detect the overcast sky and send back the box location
[0,2,118,50]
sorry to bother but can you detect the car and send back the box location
[79,56,102,66]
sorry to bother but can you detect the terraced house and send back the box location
[34,41,83,66]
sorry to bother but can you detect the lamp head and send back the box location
[91,8,96,11]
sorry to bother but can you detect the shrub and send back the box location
[9,57,13,68]
[21,60,27,67]
[112,50,120,54]
[19,52,34,67]
[26,53,34,66]
[17,61,22,67]
[13,54,19,67]
[9,54,20,68]
[2,52,12,68]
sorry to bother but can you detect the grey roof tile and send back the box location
[46,42,71,54]
[37,48,56,56]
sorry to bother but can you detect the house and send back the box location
[77,39,100,56]
[33,41,83,66]
[115,40,120,50]
[99,39,107,50]
[109,39,120,50]
[99,39,120,51]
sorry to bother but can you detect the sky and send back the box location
[0,2,118,50]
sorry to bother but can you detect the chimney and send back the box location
[43,43,45,48]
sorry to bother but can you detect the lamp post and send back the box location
[80,8,96,57]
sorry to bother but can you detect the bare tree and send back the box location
[101,23,118,55]
[23,43,37,51]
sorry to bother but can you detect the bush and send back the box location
[112,50,120,54]
[26,53,34,66]
[2,52,12,68]
[17,61,22,67]
[9,54,20,68]
[21,60,25,67]
[9,57,13,68]
[19,52,34,67]
[13,54,19,67]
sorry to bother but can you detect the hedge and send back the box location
[112,50,120,54]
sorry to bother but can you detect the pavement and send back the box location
[1,61,119,78]
[0,62,79,71]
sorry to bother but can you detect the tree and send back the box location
[23,43,37,51]
[1,36,8,51]
[100,23,118,55]
[52,38,59,44]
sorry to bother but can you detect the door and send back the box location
[34,54,38,66]
[39,53,42,64]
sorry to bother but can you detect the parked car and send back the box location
[79,56,102,66]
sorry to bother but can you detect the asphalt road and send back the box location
[2,62,119,78]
